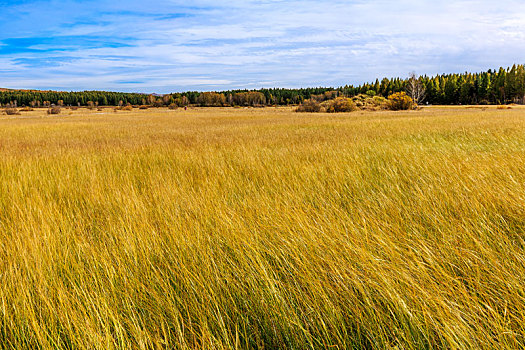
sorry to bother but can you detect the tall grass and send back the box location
[1,107,525,348]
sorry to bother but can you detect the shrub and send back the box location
[372,95,387,105]
[168,103,178,110]
[4,108,20,115]
[297,97,356,113]
[296,99,321,113]
[387,92,414,111]
[122,105,133,111]
[20,107,34,112]
[323,97,357,113]
[352,94,388,111]
[139,105,149,110]
[47,106,61,115]
[71,106,79,111]
[364,96,388,111]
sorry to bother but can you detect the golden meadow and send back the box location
[1,106,525,349]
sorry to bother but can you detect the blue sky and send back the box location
[1,0,524,93]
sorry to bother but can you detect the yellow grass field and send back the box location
[1,106,525,349]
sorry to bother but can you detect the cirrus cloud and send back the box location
[0,0,524,93]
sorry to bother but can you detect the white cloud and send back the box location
[1,0,525,92]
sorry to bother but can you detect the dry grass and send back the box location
[1,106,525,348]
[47,106,62,115]
[3,107,20,115]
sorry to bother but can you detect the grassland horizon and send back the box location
[1,106,525,348]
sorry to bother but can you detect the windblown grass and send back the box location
[1,106,525,348]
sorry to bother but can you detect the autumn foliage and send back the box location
[387,92,414,110]
[323,97,357,113]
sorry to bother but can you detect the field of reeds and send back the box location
[1,106,525,349]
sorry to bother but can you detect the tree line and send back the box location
[353,65,525,105]
[1,65,524,107]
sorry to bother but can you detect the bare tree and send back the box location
[406,72,426,105]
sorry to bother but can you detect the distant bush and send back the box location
[371,96,388,108]
[296,99,321,113]
[122,105,133,111]
[139,105,149,110]
[387,92,414,111]
[168,103,178,110]
[323,97,357,113]
[4,108,20,115]
[71,106,79,110]
[20,107,33,112]
[352,94,388,111]
[47,106,61,115]
[298,97,361,113]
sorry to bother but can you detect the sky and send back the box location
[1,0,524,93]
